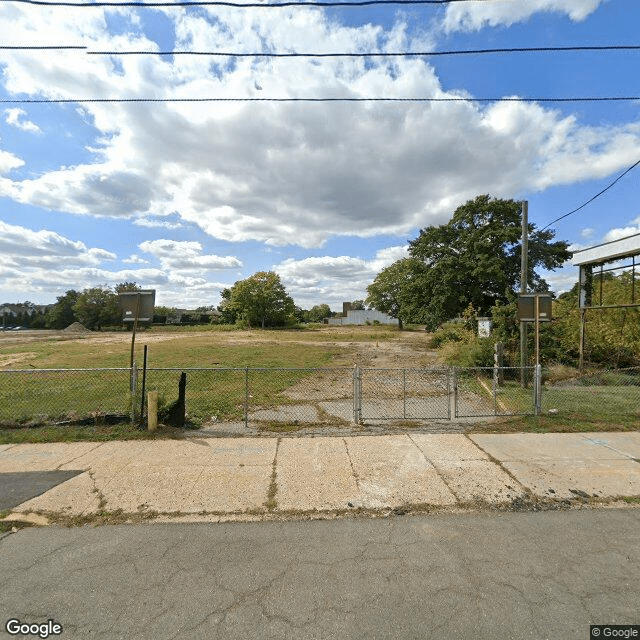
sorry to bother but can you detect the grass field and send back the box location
[1,325,638,442]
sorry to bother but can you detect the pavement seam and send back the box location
[265,438,280,511]
[580,434,640,462]
[342,438,360,489]
[55,441,107,470]
[463,434,529,494]
[406,433,459,503]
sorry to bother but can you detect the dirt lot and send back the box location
[0,326,440,369]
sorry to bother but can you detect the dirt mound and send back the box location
[63,322,92,333]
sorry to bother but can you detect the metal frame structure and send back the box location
[572,232,640,370]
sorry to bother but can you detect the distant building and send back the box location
[325,304,398,326]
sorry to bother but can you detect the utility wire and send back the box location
[541,159,640,231]
[6,0,498,7]
[1,96,639,104]
[86,45,640,57]
[0,45,86,50]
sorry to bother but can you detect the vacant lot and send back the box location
[0,324,438,370]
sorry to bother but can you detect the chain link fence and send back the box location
[0,368,133,426]
[1,365,638,428]
[541,366,640,422]
[454,367,536,418]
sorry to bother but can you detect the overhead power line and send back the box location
[0,45,86,50]
[541,159,640,231]
[86,45,640,57]
[7,0,495,7]
[1,96,639,104]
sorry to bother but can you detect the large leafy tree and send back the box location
[45,290,80,329]
[408,195,571,329]
[304,304,332,323]
[222,271,296,328]
[366,257,429,329]
[73,286,120,330]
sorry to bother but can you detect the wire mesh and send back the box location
[0,368,132,425]
[360,368,450,421]
[246,368,354,426]
[541,366,640,421]
[454,367,536,418]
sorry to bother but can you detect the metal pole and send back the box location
[520,201,529,387]
[535,294,540,368]
[244,367,249,428]
[403,368,407,419]
[129,293,141,370]
[139,344,148,426]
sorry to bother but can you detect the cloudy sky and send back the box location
[1,0,639,310]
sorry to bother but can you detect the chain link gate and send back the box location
[354,367,451,422]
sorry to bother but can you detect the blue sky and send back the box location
[1,0,639,311]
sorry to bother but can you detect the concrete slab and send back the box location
[580,432,640,460]
[0,442,104,472]
[318,401,353,423]
[501,459,640,500]
[409,434,523,503]
[344,436,455,508]
[276,438,358,511]
[409,434,490,461]
[0,470,85,510]
[470,433,635,462]
[12,471,100,515]
[470,433,640,500]
[96,439,277,514]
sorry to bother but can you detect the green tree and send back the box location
[45,290,79,329]
[366,257,429,330]
[115,281,141,293]
[304,304,332,323]
[408,195,571,330]
[73,286,120,330]
[222,272,296,328]
[350,300,366,311]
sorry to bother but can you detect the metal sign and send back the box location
[517,294,552,322]
[118,290,156,323]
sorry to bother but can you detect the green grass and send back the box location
[0,422,184,444]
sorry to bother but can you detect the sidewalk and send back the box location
[1,432,640,525]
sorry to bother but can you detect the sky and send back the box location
[1,0,639,311]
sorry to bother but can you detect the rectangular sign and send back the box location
[118,290,156,323]
[517,294,552,322]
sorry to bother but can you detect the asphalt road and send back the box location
[1,509,638,640]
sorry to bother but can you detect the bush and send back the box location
[439,336,495,367]
[430,323,473,348]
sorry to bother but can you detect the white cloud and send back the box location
[602,225,640,243]
[443,0,603,33]
[580,228,595,239]
[0,220,116,267]
[4,108,42,134]
[123,254,149,264]
[0,5,638,251]
[139,239,242,270]
[275,245,408,308]
[0,150,24,174]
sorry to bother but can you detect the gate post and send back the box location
[244,367,249,428]
[353,365,362,424]
[534,364,542,416]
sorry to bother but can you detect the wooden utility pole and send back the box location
[520,200,529,386]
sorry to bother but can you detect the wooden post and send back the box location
[147,391,158,432]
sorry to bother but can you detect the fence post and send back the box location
[534,364,542,415]
[244,367,249,428]
[403,368,407,419]
[130,361,138,424]
[494,342,504,387]
[452,367,458,419]
[353,365,362,425]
